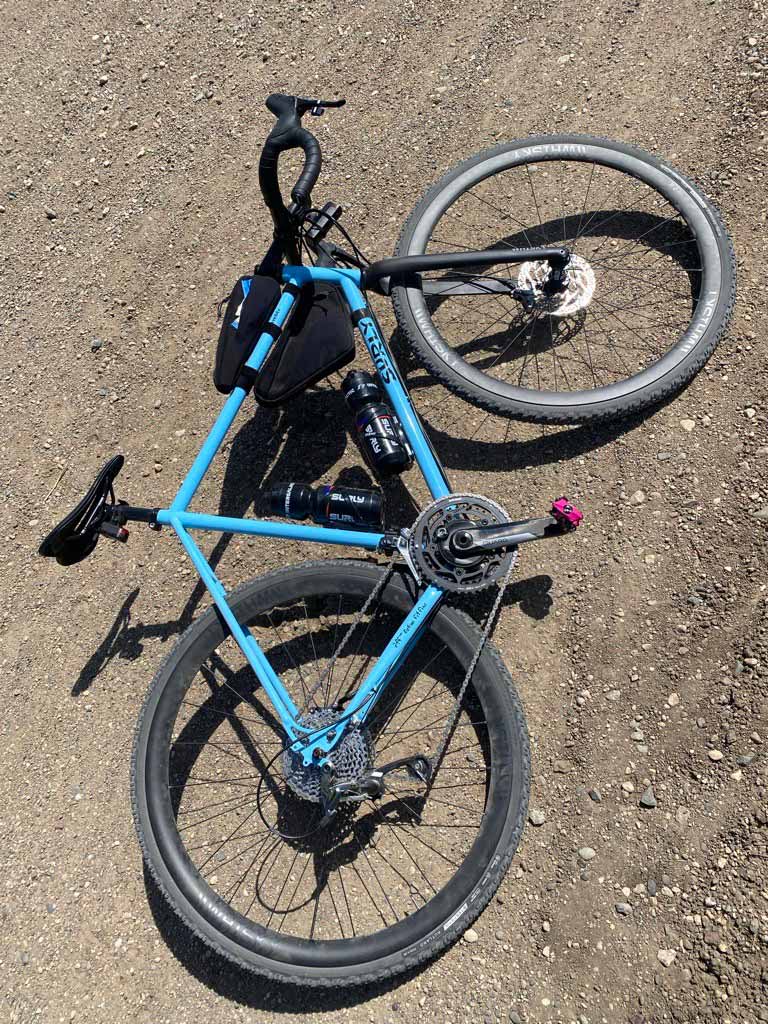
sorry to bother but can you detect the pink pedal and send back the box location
[551,497,583,529]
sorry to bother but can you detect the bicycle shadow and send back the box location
[70,386,350,696]
[70,356,636,699]
[142,862,423,1009]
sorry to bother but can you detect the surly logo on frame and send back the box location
[358,317,393,382]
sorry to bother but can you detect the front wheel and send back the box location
[131,560,530,986]
[393,134,736,424]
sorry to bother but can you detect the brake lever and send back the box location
[310,99,347,116]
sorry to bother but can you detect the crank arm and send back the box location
[449,499,584,557]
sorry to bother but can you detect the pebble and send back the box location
[708,749,724,761]
[529,809,546,826]
[44,206,57,220]
[463,927,479,943]
[554,759,574,773]
[631,730,645,742]
[639,786,657,809]
[90,338,103,351]
[656,451,673,461]
[736,752,757,766]
[509,1013,523,1024]
[679,418,696,432]
[578,846,596,861]
[588,788,602,803]
[667,692,681,706]
[629,489,646,505]
[657,948,677,967]
[99,73,109,85]
[615,902,633,916]
[621,781,635,794]
[647,879,658,896]
[752,505,768,522]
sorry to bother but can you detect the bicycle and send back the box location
[39,93,735,986]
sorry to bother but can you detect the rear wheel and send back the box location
[393,135,736,424]
[132,560,529,986]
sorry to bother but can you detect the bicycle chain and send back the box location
[429,550,517,771]
[298,550,400,716]
[297,496,518,783]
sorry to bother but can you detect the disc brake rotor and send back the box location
[408,493,518,593]
[517,252,596,317]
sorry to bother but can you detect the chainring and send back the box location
[408,493,518,593]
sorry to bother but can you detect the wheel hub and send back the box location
[517,252,596,317]
[281,708,374,803]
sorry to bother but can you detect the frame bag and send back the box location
[253,282,355,407]
[214,274,282,395]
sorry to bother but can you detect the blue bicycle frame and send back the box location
[155,265,451,767]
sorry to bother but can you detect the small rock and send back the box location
[90,338,103,352]
[629,489,646,505]
[647,879,658,896]
[752,505,768,522]
[708,749,724,762]
[99,73,109,85]
[679,418,696,432]
[667,692,681,706]
[44,206,57,220]
[615,902,633,916]
[509,1013,523,1024]
[639,786,657,809]
[529,809,546,827]
[745,407,756,419]
[621,781,635,794]
[554,759,574,774]
[736,752,757,767]
[463,927,479,944]
[657,948,677,967]
[588,788,602,803]
[656,451,673,461]
[578,846,596,861]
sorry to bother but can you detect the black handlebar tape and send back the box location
[259,93,323,225]
[291,131,322,206]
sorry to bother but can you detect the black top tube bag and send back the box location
[214,274,355,406]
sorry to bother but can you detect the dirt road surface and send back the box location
[2,0,767,1021]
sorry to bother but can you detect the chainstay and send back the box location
[298,550,401,716]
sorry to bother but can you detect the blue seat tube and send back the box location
[170,286,298,513]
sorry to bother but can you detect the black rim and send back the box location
[400,138,724,410]
[140,565,522,970]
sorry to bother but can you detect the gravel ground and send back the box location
[2,0,767,1021]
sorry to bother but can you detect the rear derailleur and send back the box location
[318,754,431,827]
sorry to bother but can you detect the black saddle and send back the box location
[39,455,124,565]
